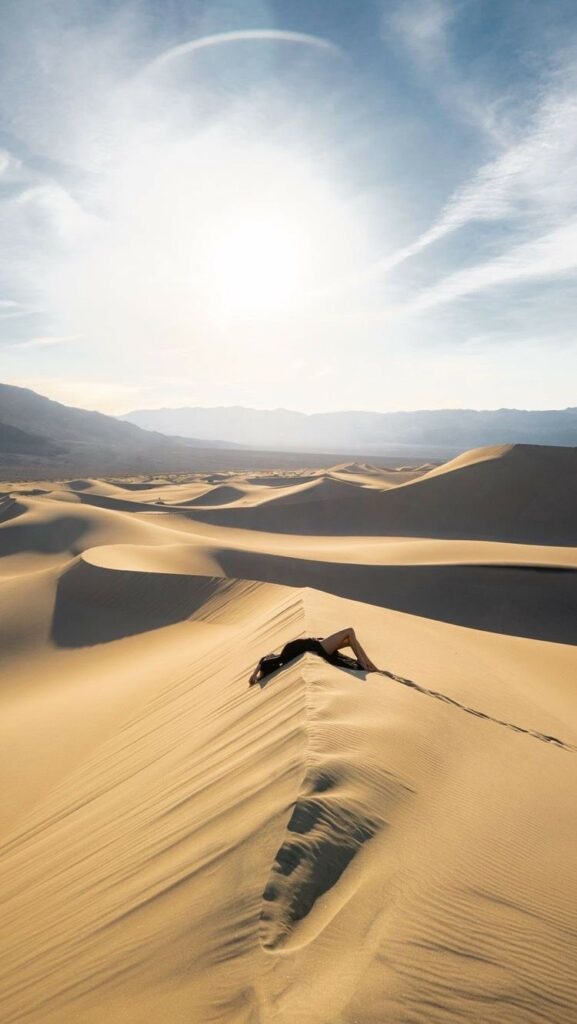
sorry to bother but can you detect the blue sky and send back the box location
[1,0,577,414]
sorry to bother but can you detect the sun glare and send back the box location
[47,132,368,353]
[207,209,310,316]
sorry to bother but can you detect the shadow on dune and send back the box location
[0,515,87,556]
[185,485,247,506]
[246,475,318,486]
[260,760,413,951]
[183,446,577,546]
[219,549,577,646]
[51,561,229,646]
[66,480,96,491]
[108,480,167,490]
[73,492,158,513]
[261,796,380,950]
[0,498,26,525]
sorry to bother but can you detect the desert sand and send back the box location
[1,444,577,1023]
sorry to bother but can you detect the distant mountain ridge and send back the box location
[0,382,240,478]
[4,382,577,481]
[120,405,577,452]
[1,383,427,479]
[0,421,65,456]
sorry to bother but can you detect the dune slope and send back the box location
[181,444,577,544]
[1,449,577,1024]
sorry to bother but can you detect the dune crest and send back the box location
[1,450,577,1023]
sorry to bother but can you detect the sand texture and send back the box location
[1,445,577,1023]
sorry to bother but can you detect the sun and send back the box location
[206,206,311,317]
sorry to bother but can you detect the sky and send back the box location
[1,0,577,415]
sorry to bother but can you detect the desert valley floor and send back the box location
[1,444,577,1023]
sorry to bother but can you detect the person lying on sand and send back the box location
[249,627,378,686]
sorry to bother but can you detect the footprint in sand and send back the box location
[260,763,413,951]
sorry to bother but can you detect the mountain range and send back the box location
[121,404,577,452]
[0,383,411,479]
[0,382,238,479]
[3,382,577,481]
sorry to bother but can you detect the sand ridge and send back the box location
[1,446,577,1023]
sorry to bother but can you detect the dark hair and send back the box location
[258,653,284,678]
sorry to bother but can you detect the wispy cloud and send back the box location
[383,0,511,141]
[147,29,344,71]
[3,334,75,350]
[402,216,577,312]
[4,376,144,414]
[373,16,577,310]
[386,0,459,66]
[1,0,577,414]
[380,83,577,274]
[0,148,26,181]
[0,306,41,320]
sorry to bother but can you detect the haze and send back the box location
[1,0,577,415]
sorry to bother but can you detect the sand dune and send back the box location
[328,461,425,488]
[179,443,577,544]
[176,483,248,506]
[1,444,577,1023]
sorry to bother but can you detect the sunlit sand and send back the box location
[1,445,576,1023]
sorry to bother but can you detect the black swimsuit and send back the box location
[258,636,361,678]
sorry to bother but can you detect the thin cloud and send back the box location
[402,216,577,312]
[383,0,506,140]
[4,334,75,350]
[0,308,42,320]
[1,0,577,413]
[374,8,577,313]
[146,29,344,72]
[385,0,459,66]
[377,84,577,278]
[4,376,144,414]
[0,148,25,180]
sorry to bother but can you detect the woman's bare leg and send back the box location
[320,627,378,671]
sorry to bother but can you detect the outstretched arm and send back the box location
[249,663,261,687]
